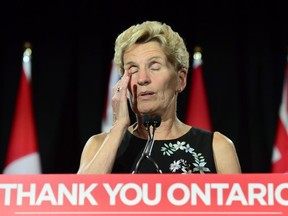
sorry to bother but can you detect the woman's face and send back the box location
[123,41,183,116]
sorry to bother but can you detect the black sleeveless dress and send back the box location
[112,127,217,174]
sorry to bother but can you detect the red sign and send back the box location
[0,174,287,215]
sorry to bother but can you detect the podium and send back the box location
[0,174,287,215]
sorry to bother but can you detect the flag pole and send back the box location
[23,41,32,81]
[193,46,202,68]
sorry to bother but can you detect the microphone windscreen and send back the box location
[152,115,161,128]
[142,114,151,127]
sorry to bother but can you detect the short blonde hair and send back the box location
[113,21,190,76]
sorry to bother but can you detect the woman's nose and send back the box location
[137,69,151,85]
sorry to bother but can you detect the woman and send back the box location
[77,21,241,174]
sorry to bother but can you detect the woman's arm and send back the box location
[77,123,127,174]
[212,131,242,174]
[78,71,131,174]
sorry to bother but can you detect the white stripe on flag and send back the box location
[3,152,41,174]
[279,70,288,133]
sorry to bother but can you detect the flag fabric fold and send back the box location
[3,43,41,174]
[271,57,288,173]
[185,47,212,131]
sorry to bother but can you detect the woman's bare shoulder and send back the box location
[89,132,108,140]
[85,132,108,149]
[212,131,241,173]
[213,131,234,146]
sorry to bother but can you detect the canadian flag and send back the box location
[271,57,288,173]
[3,43,41,174]
[185,47,212,131]
[101,62,120,132]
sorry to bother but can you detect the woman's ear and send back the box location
[177,68,188,93]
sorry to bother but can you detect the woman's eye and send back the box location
[150,63,161,70]
[151,67,160,70]
[129,67,138,74]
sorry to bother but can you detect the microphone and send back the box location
[142,114,152,140]
[144,115,161,156]
[151,115,161,127]
[132,114,162,173]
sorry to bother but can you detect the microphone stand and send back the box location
[132,115,162,174]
